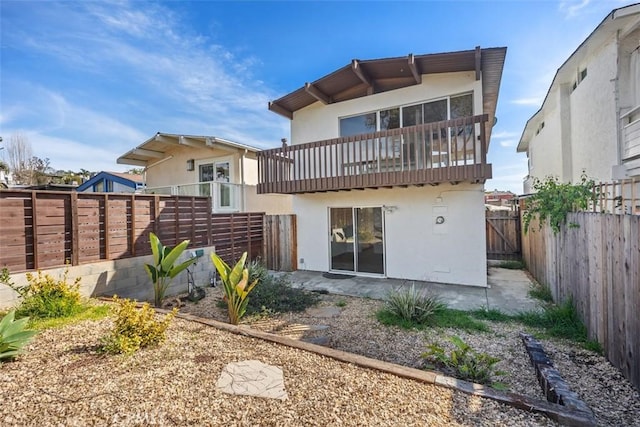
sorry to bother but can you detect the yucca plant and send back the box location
[211,252,258,325]
[384,284,446,324]
[0,310,38,362]
[144,232,198,307]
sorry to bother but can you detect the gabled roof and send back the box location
[117,132,261,167]
[517,3,640,152]
[76,171,143,192]
[268,46,508,126]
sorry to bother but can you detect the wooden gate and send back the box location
[486,210,521,260]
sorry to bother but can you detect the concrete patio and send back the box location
[285,266,540,314]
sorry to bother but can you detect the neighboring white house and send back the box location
[117,133,292,214]
[258,47,507,287]
[517,3,640,194]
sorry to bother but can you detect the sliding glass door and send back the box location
[329,207,384,275]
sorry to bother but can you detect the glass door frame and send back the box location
[327,206,386,277]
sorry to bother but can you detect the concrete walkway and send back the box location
[285,266,540,314]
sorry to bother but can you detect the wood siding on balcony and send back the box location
[258,115,492,194]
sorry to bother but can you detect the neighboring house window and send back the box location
[199,160,232,208]
[631,47,639,108]
[95,181,103,192]
[338,93,473,136]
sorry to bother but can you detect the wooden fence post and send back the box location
[31,191,39,270]
[71,192,79,266]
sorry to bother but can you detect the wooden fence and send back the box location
[263,214,297,271]
[0,190,265,272]
[591,178,639,215]
[521,212,640,391]
[486,210,521,260]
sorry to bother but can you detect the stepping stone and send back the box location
[306,306,342,318]
[217,360,288,400]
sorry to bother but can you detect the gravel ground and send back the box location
[1,314,558,426]
[179,286,640,427]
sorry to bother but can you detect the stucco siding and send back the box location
[145,145,243,187]
[293,184,487,287]
[245,185,293,214]
[291,72,483,144]
[569,39,618,182]
[528,91,564,181]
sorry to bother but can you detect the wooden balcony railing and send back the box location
[257,114,491,194]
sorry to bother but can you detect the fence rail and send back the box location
[522,212,640,391]
[0,190,267,272]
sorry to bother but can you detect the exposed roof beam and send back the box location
[304,82,331,104]
[407,54,422,84]
[179,136,204,148]
[268,101,293,119]
[154,134,180,145]
[117,158,148,166]
[351,59,374,94]
[475,46,482,81]
[133,148,164,158]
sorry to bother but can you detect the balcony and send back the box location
[144,181,242,212]
[258,114,491,194]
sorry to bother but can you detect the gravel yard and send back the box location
[2,285,639,426]
[179,286,640,427]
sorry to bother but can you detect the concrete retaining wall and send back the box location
[0,245,217,310]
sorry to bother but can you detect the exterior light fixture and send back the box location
[186,159,195,171]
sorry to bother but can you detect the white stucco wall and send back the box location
[294,184,487,287]
[528,91,565,181]
[145,145,246,188]
[568,39,618,182]
[291,71,483,144]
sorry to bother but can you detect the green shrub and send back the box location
[246,258,269,286]
[529,283,554,303]
[497,260,525,270]
[11,269,83,320]
[100,297,177,355]
[144,232,197,307]
[422,336,505,386]
[517,297,601,352]
[245,274,319,315]
[0,310,38,362]
[382,285,446,324]
[211,252,258,325]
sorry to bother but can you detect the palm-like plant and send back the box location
[211,252,258,325]
[144,232,197,307]
[0,310,38,362]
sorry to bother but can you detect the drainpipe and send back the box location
[241,149,247,212]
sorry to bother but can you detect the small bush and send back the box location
[529,283,554,303]
[12,270,83,320]
[422,336,505,386]
[497,260,525,270]
[100,297,177,355]
[245,274,319,315]
[382,285,446,324]
[517,298,601,352]
[0,310,38,362]
[246,258,269,286]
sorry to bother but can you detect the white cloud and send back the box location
[499,140,517,148]
[559,0,591,18]
[511,97,544,106]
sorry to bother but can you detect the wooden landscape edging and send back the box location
[157,308,594,427]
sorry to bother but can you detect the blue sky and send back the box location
[0,0,632,193]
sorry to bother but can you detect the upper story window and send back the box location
[339,93,473,137]
[571,67,588,91]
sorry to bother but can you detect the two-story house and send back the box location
[258,47,507,287]
[117,132,292,214]
[517,3,640,194]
